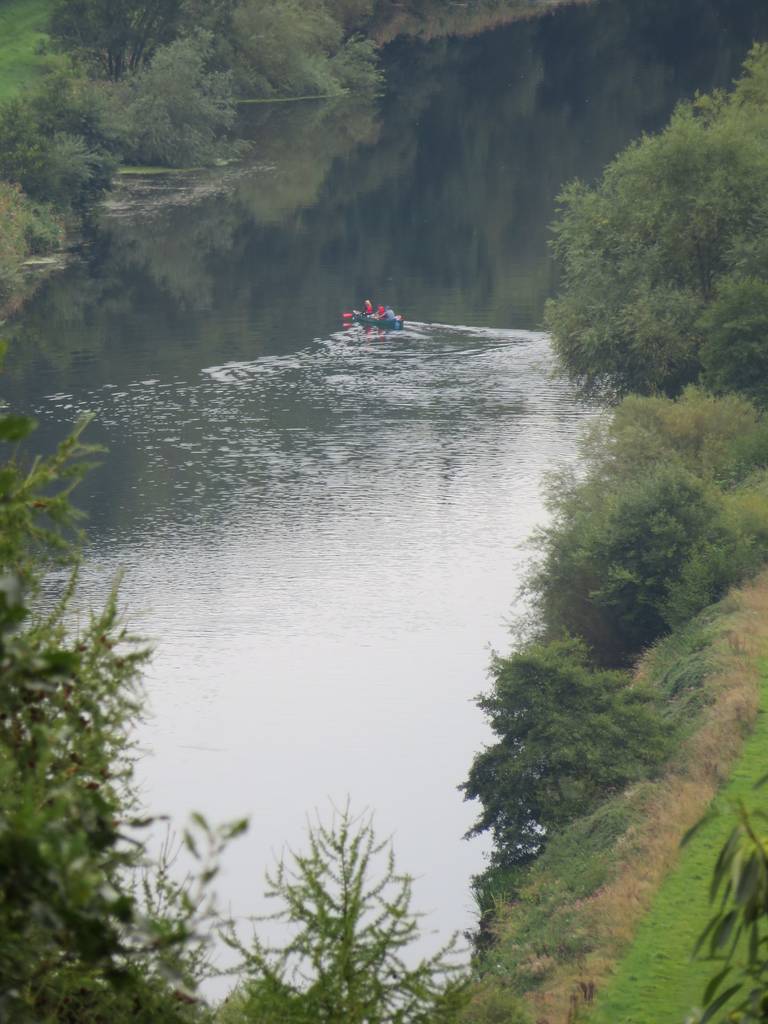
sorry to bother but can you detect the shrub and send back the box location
[0,72,118,208]
[545,44,768,398]
[329,36,383,93]
[528,391,768,666]
[700,276,768,405]
[461,638,670,867]
[0,183,63,305]
[587,387,764,487]
[110,32,236,167]
[0,398,237,1021]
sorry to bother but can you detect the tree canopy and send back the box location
[50,0,183,80]
[545,44,768,400]
[526,388,768,667]
[461,638,670,867]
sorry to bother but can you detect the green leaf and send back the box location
[703,965,732,1004]
[683,813,715,847]
[700,983,743,1023]
[693,913,721,959]
[711,910,739,952]
[225,818,249,840]
[183,830,199,859]
[735,853,760,906]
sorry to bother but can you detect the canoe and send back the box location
[351,312,405,330]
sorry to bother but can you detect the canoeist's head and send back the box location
[378,305,385,315]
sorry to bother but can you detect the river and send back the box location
[5,0,768,987]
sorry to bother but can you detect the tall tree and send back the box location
[50,0,183,80]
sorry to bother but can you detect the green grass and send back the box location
[591,657,768,1024]
[0,0,60,101]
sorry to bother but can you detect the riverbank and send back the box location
[0,182,64,318]
[467,570,768,1024]
[593,638,768,1021]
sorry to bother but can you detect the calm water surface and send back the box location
[6,0,768,979]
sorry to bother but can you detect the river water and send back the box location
[5,0,768,983]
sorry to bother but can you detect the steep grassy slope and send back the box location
[591,654,768,1023]
[0,0,58,100]
[466,573,768,1024]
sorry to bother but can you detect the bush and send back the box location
[528,391,768,665]
[700,276,768,405]
[220,805,469,1024]
[586,387,764,486]
[0,183,63,305]
[0,399,238,1022]
[461,638,670,867]
[329,35,383,93]
[0,72,118,208]
[110,32,236,167]
[545,44,768,398]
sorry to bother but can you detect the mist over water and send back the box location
[6,0,768,982]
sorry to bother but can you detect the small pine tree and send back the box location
[222,804,470,1023]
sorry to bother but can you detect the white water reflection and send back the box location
[36,325,595,985]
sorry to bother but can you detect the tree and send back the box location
[109,32,237,167]
[0,365,239,1021]
[221,805,470,1024]
[700,277,768,406]
[230,0,380,98]
[461,639,670,867]
[529,461,754,665]
[545,45,768,398]
[50,0,183,80]
[0,73,119,208]
[524,388,768,668]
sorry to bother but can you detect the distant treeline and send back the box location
[461,44,768,1024]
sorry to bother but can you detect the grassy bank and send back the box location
[468,572,768,1024]
[0,0,59,101]
[590,656,768,1022]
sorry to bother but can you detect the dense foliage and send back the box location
[107,32,238,167]
[49,0,384,98]
[50,0,183,80]
[0,72,118,207]
[462,388,768,1022]
[0,182,62,305]
[461,638,670,868]
[545,44,768,399]
[527,388,768,667]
